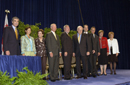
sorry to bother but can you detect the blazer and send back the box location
[45,32,61,56]
[21,35,36,54]
[83,33,94,52]
[107,38,120,54]
[92,34,100,55]
[72,33,90,57]
[99,37,109,52]
[61,32,73,55]
[3,26,20,55]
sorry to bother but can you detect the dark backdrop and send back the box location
[0,0,130,69]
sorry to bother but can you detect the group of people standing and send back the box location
[2,17,120,82]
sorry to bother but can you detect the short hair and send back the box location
[77,26,83,30]
[25,27,31,31]
[38,29,44,34]
[90,26,96,30]
[84,24,88,28]
[12,17,19,21]
[108,31,114,38]
[98,30,104,35]
[50,23,56,28]
[63,25,69,29]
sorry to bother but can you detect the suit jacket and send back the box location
[21,35,36,54]
[83,33,94,52]
[3,26,20,55]
[72,33,90,57]
[46,32,61,56]
[61,32,73,55]
[92,34,100,55]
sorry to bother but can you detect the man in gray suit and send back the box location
[46,23,61,82]
[90,26,100,77]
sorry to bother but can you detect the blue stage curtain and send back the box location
[0,55,41,77]
[0,0,130,69]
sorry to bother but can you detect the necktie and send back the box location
[53,32,57,40]
[15,28,18,39]
[78,35,80,43]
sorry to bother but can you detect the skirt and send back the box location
[98,48,108,65]
[108,47,118,62]
[25,51,35,56]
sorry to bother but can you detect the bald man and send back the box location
[72,26,90,79]
[46,23,61,82]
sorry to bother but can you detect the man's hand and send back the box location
[59,53,62,57]
[50,52,53,57]
[73,53,75,57]
[116,53,118,57]
[98,52,100,56]
[6,50,10,55]
[64,52,68,57]
[92,50,95,54]
[86,52,90,56]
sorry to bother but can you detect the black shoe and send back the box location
[93,74,97,78]
[84,77,87,79]
[87,74,91,77]
[100,74,103,76]
[110,71,113,75]
[56,79,60,81]
[104,74,107,76]
[76,76,82,79]
[51,80,56,82]
[64,78,72,80]
[97,73,99,76]
[114,72,116,75]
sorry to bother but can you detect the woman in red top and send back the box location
[98,30,109,75]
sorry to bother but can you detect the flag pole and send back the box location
[1,10,10,55]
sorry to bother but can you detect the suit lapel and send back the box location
[51,32,59,44]
[10,26,17,39]
[80,34,84,44]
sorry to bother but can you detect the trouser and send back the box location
[63,53,72,78]
[48,55,59,80]
[76,53,88,77]
[41,56,47,74]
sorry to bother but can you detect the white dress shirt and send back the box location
[108,38,120,54]
[84,31,88,34]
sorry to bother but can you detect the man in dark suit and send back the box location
[61,25,73,80]
[46,23,61,82]
[83,25,95,77]
[73,26,90,79]
[3,17,20,55]
[90,26,100,77]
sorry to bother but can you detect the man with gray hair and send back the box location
[73,26,90,79]
[3,17,20,55]
[61,25,73,80]
[46,23,61,82]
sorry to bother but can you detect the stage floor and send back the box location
[47,69,130,85]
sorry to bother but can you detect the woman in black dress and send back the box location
[35,29,47,75]
[98,30,109,76]
[108,32,120,75]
